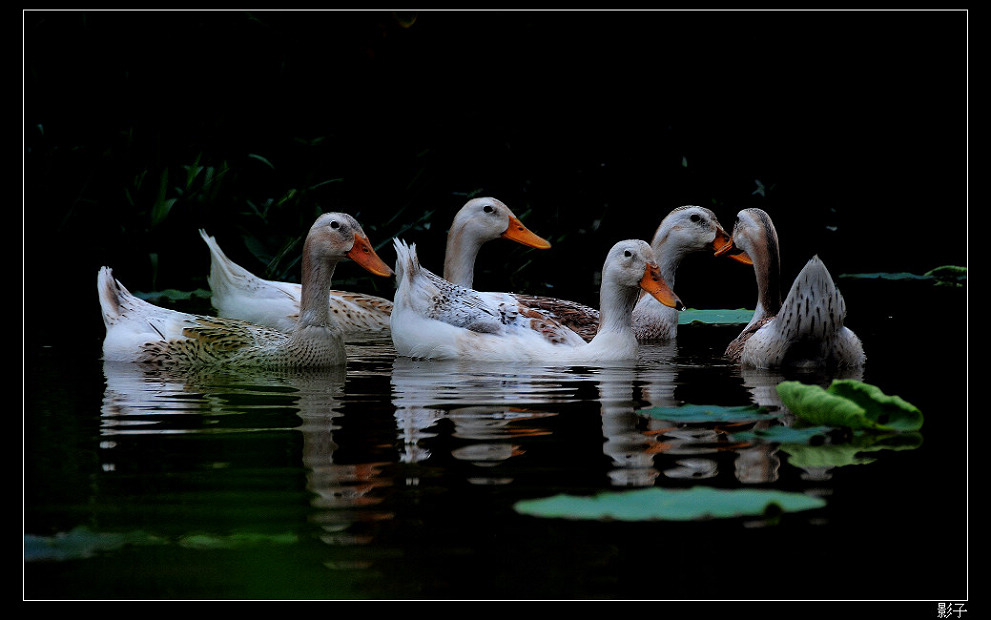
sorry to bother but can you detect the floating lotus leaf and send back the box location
[24,526,298,561]
[136,288,213,303]
[776,380,923,432]
[678,308,754,325]
[514,487,826,521]
[24,526,166,561]
[637,403,773,424]
[840,266,965,287]
[732,424,836,445]
[839,272,931,281]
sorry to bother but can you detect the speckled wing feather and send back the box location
[138,315,288,367]
[413,263,506,334]
[724,314,774,362]
[511,294,600,343]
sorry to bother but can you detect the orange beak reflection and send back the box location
[348,235,395,277]
[502,215,552,249]
[640,262,684,310]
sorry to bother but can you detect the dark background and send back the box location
[23,10,968,354]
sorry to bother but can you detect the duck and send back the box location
[512,205,730,342]
[200,197,550,334]
[99,213,394,369]
[389,237,684,363]
[715,207,865,370]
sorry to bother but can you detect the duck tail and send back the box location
[97,266,130,328]
[199,229,256,298]
[392,238,421,284]
[776,255,848,342]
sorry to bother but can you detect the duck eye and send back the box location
[330,221,340,229]
[482,204,494,214]
[690,213,701,223]
[624,250,633,258]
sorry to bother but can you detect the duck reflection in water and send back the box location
[99,361,394,551]
[390,357,559,485]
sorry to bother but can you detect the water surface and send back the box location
[23,280,968,602]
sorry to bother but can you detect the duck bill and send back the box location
[640,262,684,310]
[713,236,754,265]
[348,235,395,277]
[502,215,552,249]
[710,228,732,253]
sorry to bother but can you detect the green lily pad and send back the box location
[839,272,931,281]
[733,424,836,445]
[840,265,965,287]
[136,288,213,303]
[637,403,773,424]
[24,526,299,561]
[514,487,825,521]
[24,526,166,561]
[776,380,923,431]
[678,308,754,325]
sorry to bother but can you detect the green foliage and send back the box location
[776,379,923,432]
[514,487,826,522]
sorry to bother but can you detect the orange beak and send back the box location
[348,235,395,277]
[502,215,552,249]
[711,227,732,253]
[713,236,753,265]
[640,261,684,310]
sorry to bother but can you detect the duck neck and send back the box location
[751,217,783,323]
[297,239,338,329]
[443,227,481,288]
[651,232,683,292]
[596,278,640,335]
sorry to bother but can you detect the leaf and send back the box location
[248,153,276,169]
[776,380,923,432]
[776,382,867,428]
[678,308,754,325]
[839,266,965,287]
[826,380,924,432]
[136,288,213,303]
[514,487,826,521]
[733,424,836,445]
[637,402,773,424]
[24,526,166,561]
[839,272,931,281]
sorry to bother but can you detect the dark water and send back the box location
[23,278,967,603]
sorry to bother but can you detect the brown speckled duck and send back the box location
[99,213,393,369]
[716,208,865,370]
[200,197,550,334]
[513,205,730,342]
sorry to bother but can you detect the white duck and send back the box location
[513,206,730,342]
[99,213,394,369]
[389,237,684,363]
[716,207,865,370]
[201,197,550,334]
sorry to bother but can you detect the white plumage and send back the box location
[390,238,684,363]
